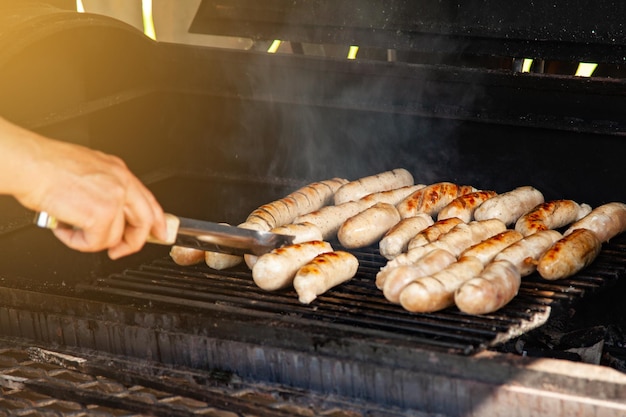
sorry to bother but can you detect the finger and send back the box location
[108,181,162,259]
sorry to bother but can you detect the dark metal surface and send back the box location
[190,0,626,63]
[76,234,626,357]
[0,338,421,417]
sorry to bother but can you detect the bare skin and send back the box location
[0,117,167,259]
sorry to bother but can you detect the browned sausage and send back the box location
[396,182,478,219]
[537,228,602,280]
[493,229,562,276]
[246,177,348,230]
[407,217,464,250]
[514,199,591,237]
[293,251,359,304]
[460,230,524,266]
[437,190,498,223]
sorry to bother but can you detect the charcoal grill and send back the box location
[1,2,626,416]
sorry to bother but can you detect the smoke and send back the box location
[216,3,487,186]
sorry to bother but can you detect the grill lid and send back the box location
[190,0,626,63]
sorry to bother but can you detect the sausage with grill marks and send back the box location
[564,202,626,243]
[377,218,506,288]
[293,251,359,304]
[399,255,484,313]
[514,199,591,237]
[493,229,562,276]
[294,186,422,241]
[407,217,464,250]
[252,240,333,291]
[333,168,414,205]
[243,222,323,269]
[381,248,457,303]
[455,260,521,315]
[338,202,401,249]
[460,229,524,266]
[379,213,434,260]
[473,186,544,226]
[396,182,478,219]
[537,228,602,280]
[437,190,498,223]
[245,177,348,230]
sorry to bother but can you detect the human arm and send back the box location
[0,117,167,259]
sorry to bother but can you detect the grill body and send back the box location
[0,3,626,416]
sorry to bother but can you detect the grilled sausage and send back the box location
[381,248,457,303]
[473,186,544,226]
[407,217,464,250]
[294,185,425,241]
[359,184,426,206]
[379,218,506,284]
[537,228,602,280]
[194,222,245,270]
[455,260,521,315]
[399,255,484,313]
[379,214,435,260]
[437,190,498,223]
[338,203,401,249]
[514,199,592,237]
[460,230,524,266]
[294,200,370,240]
[493,229,562,276]
[245,177,348,230]
[252,240,333,291]
[564,202,626,243]
[428,218,508,258]
[293,251,359,304]
[396,182,478,219]
[243,222,323,270]
[170,246,205,266]
[333,168,414,205]
[205,251,243,270]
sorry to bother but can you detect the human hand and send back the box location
[2,119,167,259]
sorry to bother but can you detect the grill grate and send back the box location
[78,234,626,356]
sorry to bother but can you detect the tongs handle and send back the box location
[34,211,180,246]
